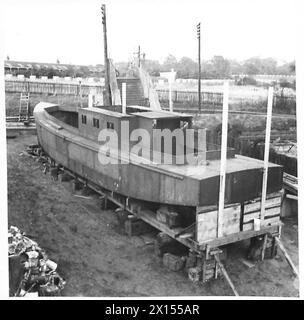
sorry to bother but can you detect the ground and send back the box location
[7,134,299,297]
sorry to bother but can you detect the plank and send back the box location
[275,237,298,277]
[217,81,229,238]
[243,206,281,223]
[197,204,240,243]
[243,215,280,231]
[263,216,281,226]
[244,196,281,213]
[214,253,239,296]
[261,87,274,221]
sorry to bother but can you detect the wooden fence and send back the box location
[5,79,103,96]
[157,89,296,114]
[5,79,296,115]
[157,89,223,107]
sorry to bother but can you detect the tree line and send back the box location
[7,55,295,82]
[116,55,295,80]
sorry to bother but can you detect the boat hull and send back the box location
[34,103,283,207]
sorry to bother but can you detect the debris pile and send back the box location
[8,226,66,297]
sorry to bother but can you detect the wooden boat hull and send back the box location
[34,102,283,207]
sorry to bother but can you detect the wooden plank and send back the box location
[264,206,281,217]
[243,211,260,224]
[197,204,240,243]
[200,224,280,249]
[244,196,281,213]
[242,223,254,232]
[197,204,240,219]
[263,216,281,226]
[197,210,217,242]
[261,234,268,261]
[261,87,274,221]
[275,237,298,277]
[217,81,229,238]
[243,215,280,231]
[243,206,281,223]
[214,253,239,296]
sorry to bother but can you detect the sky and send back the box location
[1,0,299,65]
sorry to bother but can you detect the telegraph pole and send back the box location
[101,4,112,106]
[197,22,201,112]
[134,46,145,68]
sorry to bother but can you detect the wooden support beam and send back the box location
[261,87,273,222]
[261,234,268,261]
[122,82,126,114]
[286,194,298,201]
[214,253,239,296]
[169,68,174,112]
[174,222,196,238]
[217,81,229,238]
[201,128,207,164]
[274,237,299,277]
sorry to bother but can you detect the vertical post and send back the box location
[260,87,273,222]
[217,81,229,238]
[201,128,207,164]
[169,68,174,112]
[261,234,268,261]
[122,82,127,114]
[101,4,112,106]
[88,94,94,108]
[138,45,141,67]
[197,23,201,112]
[79,80,83,108]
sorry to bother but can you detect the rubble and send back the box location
[8,226,66,297]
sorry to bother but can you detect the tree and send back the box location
[229,59,243,75]
[162,54,178,71]
[243,57,262,75]
[176,56,197,78]
[143,59,161,76]
[210,55,231,78]
[260,57,277,74]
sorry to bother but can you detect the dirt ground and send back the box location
[7,133,299,297]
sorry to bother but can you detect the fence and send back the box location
[157,89,223,107]
[157,89,296,115]
[5,79,104,96]
[5,79,296,115]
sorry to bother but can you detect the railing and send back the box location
[157,89,296,114]
[5,79,104,96]
[157,89,223,106]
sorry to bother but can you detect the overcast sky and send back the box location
[2,0,298,65]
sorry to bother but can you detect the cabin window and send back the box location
[81,115,87,124]
[93,118,100,128]
[107,121,114,130]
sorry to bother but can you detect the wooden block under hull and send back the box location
[196,204,241,243]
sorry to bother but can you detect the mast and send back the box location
[101,4,112,106]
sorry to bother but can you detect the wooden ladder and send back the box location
[19,92,30,121]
